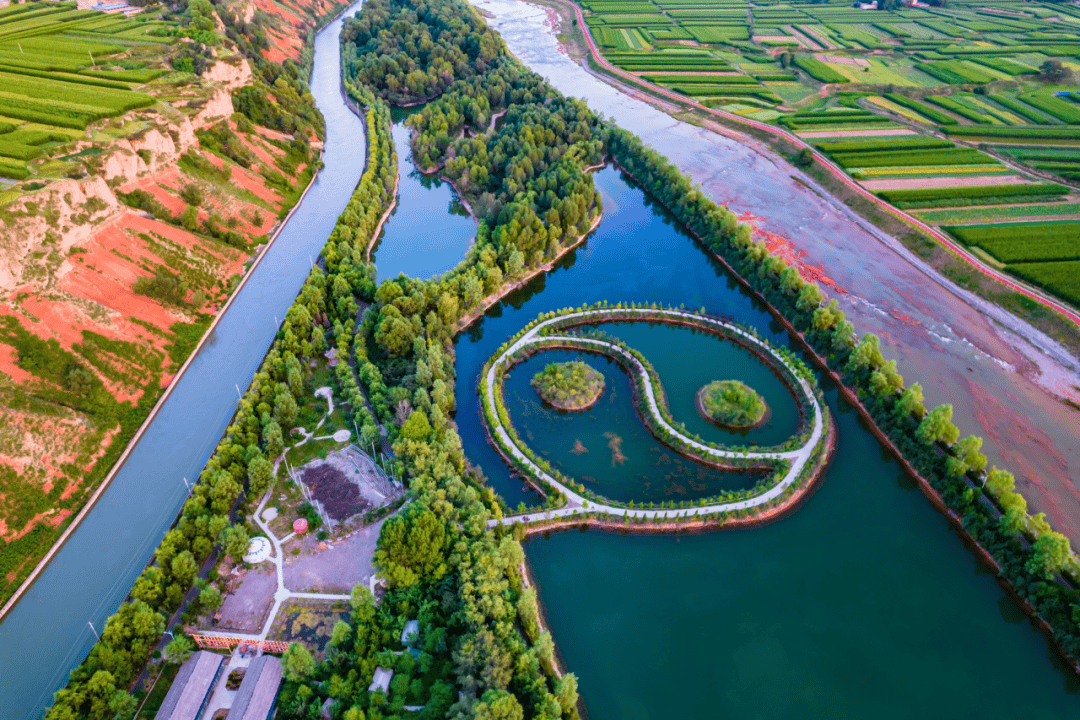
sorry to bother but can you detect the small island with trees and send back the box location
[697,380,769,430]
[532,361,606,411]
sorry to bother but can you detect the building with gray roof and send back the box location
[226,655,283,720]
[155,651,224,720]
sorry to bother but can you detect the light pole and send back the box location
[88,621,99,641]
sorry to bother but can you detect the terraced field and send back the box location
[0,2,166,181]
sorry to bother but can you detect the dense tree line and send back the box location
[341,0,503,104]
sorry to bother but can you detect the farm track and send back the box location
[552,0,1080,329]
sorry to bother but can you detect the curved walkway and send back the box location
[550,0,1080,330]
[485,308,826,526]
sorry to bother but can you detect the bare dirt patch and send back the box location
[216,563,278,635]
[861,174,1030,191]
[294,446,402,527]
[282,514,391,594]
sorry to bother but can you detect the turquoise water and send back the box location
[453,166,1080,717]
[587,321,801,447]
[371,106,477,281]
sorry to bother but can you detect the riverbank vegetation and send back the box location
[698,379,767,430]
[532,361,605,410]
[47,0,1080,716]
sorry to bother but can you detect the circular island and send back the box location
[697,379,769,430]
[531,360,605,411]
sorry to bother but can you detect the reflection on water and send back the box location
[372,105,478,281]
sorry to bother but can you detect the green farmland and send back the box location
[0,2,169,181]
[575,0,1080,309]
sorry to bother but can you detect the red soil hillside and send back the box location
[0,0,348,596]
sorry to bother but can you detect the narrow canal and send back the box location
[453,167,1079,717]
[0,5,368,718]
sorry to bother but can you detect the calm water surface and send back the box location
[371,106,476,281]
[453,166,1079,718]
[504,346,763,504]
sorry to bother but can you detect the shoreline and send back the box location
[605,160,1080,676]
[451,210,603,334]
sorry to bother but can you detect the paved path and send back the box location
[551,0,1080,330]
[237,492,350,641]
[485,308,826,526]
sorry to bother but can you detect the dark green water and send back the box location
[453,167,1079,717]
[504,347,763,504]
[587,321,801,447]
[371,106,477,281]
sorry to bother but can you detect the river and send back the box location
[0,5,368,718]
[454,166,1080,717]
[472,0,1080,545]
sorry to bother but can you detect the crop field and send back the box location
[1006,260,1080,307]
[914,203,1080,225]
[576,0,1080,307]
[945,221,1080,263]
[0,1,170,179]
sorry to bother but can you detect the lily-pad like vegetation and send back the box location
[698,379,768,430]
[532,361,605,411]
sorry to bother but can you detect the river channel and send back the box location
[473,0,1080,545]
[0,5,368,718]
[371,106,476,281]
[454,166,1079,717]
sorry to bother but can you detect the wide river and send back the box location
[473,0,1080,544]
[0,5,368,718]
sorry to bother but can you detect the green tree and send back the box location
[282,642,315,682]
[1000,505,1026,535]
[171,550,198,587]
[1039,59,1073,84]
[263,418,285,458]
[473,689,523,720]
[164,635,194,664]
[199,585,223,613]
[555,674,579,715]
[1027,531,1072,576]
[916,404,959,446]
[330,620,352,648]
[274,388,299,427]
[247,454,274,499]
[219,525,250,562]
[985,466,1015,496]
[374,504,448,588]
[401,408,432,439]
